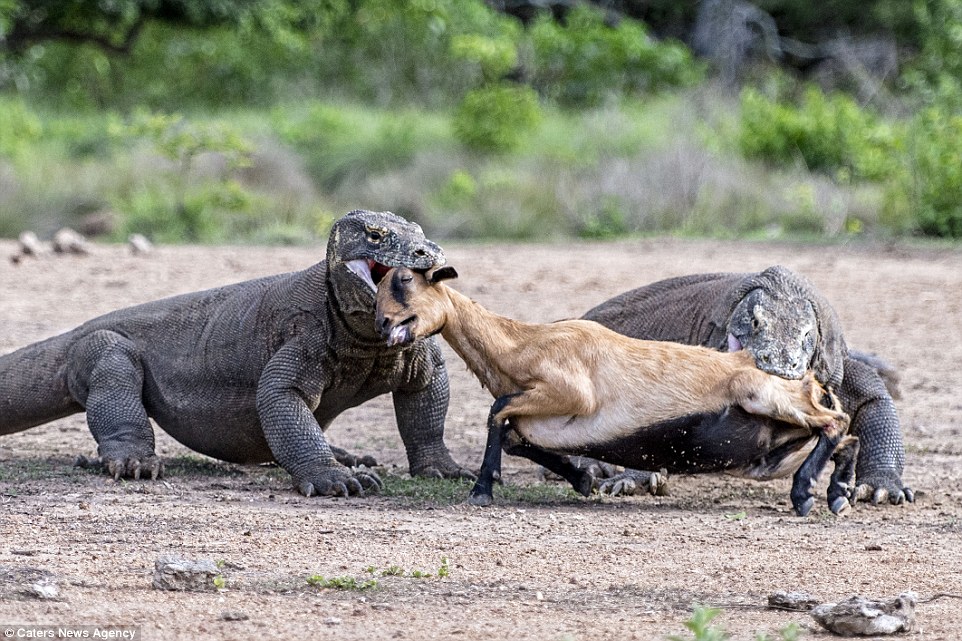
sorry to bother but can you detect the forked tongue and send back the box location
[727,333,743,352]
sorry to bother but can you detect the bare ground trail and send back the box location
[0,238,960,640]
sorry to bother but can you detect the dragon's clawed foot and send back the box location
[853,474,914,506]
[329,445,379,469]
[411,455,477,482]
[596,469,669,497]
[295,464,382,498]
[75,454,165,480]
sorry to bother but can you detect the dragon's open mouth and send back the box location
[346,259,393,293]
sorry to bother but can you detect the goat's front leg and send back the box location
[826,435,860,515]
[791,430,851,516]
[468,393,518,506]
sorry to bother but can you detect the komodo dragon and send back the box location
[582,265,911,514]
[0,209,472,497]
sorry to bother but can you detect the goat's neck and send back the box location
[438,286,528,397]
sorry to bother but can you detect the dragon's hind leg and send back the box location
[66,330,163,480]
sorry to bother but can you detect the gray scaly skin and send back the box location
[583,265,911,508]
[0,210,472,496]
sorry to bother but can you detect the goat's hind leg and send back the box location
[468,394,518,506]
[504,442,596,497]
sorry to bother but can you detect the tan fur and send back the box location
[376,268,849,453]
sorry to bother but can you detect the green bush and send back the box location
[0,97,42,161]
[738,86,903,180]
[274,103,447,190]
[316,0,522,106]
[528,4,700,106]
[904,107,962,238]
[453,83,542,152]
[904,0,962,106]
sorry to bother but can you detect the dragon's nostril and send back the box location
[413,249,427,257]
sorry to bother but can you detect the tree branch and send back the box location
[5,14,148,55]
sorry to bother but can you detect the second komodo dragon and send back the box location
[0,210,472,497]
[583,266,911,513]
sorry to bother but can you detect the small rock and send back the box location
[152,556,220,592]
[768,590,820,611]
[128,233,154,255]
[17,231,48,257]
[811,592,917,636]
[0,566,61,601]
[77,210,118,237]
[220,610,249,622]
[323,617,342,626]
[52,227,89,255]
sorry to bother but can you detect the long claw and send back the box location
[854,483,873,502]
[298,481,316,497]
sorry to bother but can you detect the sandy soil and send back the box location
[0,237,961,641]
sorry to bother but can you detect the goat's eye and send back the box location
[400,274,414,284]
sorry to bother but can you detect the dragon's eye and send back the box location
[367,229,385,243]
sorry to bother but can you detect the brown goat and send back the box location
[375,266,851,508]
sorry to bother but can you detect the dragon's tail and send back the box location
[0,333,82,435]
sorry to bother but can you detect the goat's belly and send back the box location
[512,407,644,452]
[515,407,817,477]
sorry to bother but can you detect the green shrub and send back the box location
[0,98,42,161]
[904,0,962,107]
[450,34,518,81]
[317,0,522,106]
[904,107,962,238]
[274,103,450,190]
[529,4,700,106]
[738,86,902,180]
[453,84,542,152]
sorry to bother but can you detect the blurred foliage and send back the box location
[900,108,962,238]
[453,83,542,152]
[1,0,962,242]
[0,95,41,160]
[903,0,962,106]
[273,102,448,190]
[529,4,701,106]
[738,85,904,181]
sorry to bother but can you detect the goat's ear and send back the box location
[427,265,458,283]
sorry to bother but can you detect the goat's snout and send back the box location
[375,311,414,347]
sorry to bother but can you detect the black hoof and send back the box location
[830,496,851,515]
[794,496,815,517]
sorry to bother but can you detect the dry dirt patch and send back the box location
[1,238,961,640]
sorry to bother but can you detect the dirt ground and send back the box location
[1,237,961,641]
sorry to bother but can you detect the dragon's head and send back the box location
[327,210,446,321]
[726,282,818,381]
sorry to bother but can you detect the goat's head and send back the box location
[375,265,459,346]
